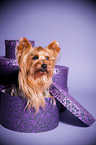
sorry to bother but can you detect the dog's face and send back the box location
[26,46,58,80]
[16,38,60,85]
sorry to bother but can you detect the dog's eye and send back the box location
[33,55,38,60]
[46,56,49,60]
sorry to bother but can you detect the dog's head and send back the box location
[16,37,60,83]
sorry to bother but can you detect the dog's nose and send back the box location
[41,64,47,69]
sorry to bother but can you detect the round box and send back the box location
[0,92,59,133]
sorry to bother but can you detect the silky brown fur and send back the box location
[15,37,60,112]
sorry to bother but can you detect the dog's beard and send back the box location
[28,69,52,92]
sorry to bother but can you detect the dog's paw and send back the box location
[50,96,56,106]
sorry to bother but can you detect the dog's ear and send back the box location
[17,37,31,52]
[47,40,61,55]
[16,37,32,66]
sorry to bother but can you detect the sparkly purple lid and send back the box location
[50,84,95,126]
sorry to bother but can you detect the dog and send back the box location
[11,37,61,112]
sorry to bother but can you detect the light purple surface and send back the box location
[0,1,96,145]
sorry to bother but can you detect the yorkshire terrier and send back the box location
[11,37,61,112]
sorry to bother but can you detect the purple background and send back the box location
[0,0,96,145]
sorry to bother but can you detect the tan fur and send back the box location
[15,37,60,112]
